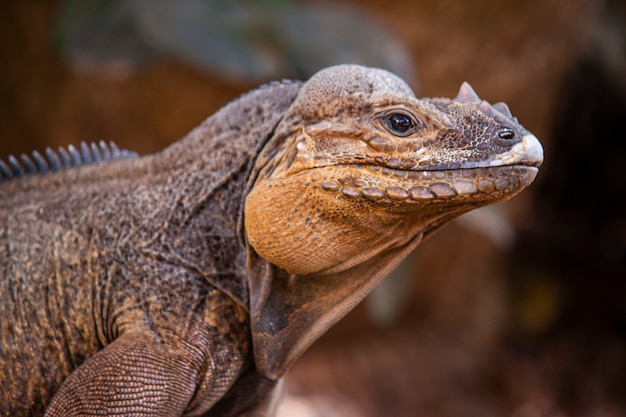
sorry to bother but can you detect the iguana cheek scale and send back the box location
[0,65,542,416]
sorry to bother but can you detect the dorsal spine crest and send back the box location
[0,140,137,181]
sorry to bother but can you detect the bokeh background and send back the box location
[1,1,625,416]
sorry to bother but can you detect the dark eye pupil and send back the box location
[388,114,414,134]
[498,130,515,140]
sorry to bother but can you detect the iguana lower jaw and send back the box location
[244,163,537,276]
[305,164,538,208]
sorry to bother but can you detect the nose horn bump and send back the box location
[478,100,516,125]
[455,81,481,103]
[478,100,500,118]
[493,102,513,117]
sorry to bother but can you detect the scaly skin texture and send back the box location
[0,65,542,416]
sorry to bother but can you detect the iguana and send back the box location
[0,64,543,416]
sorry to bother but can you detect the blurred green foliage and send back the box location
[53,0,414,83]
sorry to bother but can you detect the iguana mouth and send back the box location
[317,165,538,203]
[303,127,542,204]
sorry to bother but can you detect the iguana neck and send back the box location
[143,81,303,308]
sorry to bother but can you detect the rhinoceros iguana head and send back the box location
[244,64,543,379]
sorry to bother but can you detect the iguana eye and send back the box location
[385,113,417,136]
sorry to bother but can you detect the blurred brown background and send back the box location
[1,0,625,416]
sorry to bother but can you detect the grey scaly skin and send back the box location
[0,65,543,416]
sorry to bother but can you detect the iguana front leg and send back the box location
[46,331,198,416]
[46,290,250,417]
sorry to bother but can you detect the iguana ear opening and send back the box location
[246,233,423,380]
